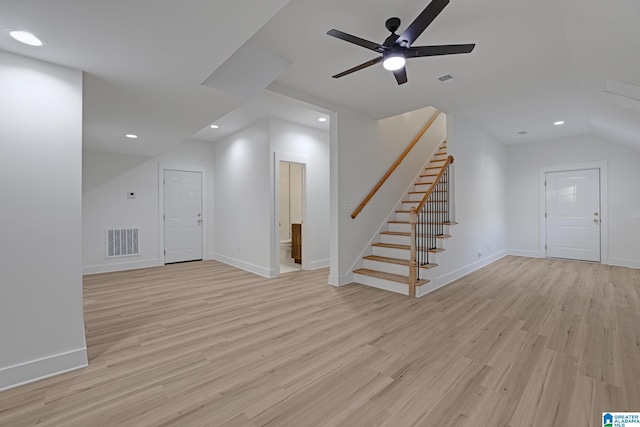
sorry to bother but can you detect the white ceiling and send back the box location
[1,0,639,157]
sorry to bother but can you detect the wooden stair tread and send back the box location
[380,231,451,239]
[373,242,448,250]
[353,268,429,286]
[363,255,439,269]
[372,242,410,250]
[396,210,450,213]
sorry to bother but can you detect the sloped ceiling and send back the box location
[0,0,638,156]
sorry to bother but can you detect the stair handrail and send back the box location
[414,155,454,213]
[350,110,442,219]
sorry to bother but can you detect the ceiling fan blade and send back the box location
[406,44,475,57]
[327,29,385,53]
[398,0,450,47]
[393,67,408,85]
[332,57,383,78]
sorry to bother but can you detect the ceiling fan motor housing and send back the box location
[385,17,401,33]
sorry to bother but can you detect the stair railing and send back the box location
[351,110,441,219]
[409,155,454,297]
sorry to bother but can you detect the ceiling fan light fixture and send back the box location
[382,53,406,71]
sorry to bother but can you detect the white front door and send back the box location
[546,169,600,262]
[164,170,203,263]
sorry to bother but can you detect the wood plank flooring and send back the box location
[1,256,639,426]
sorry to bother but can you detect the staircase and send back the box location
[353,140,456,297]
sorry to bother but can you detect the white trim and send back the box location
[354,273,409,295]
[214,253,276,278]
[328,272,354,287]
[308,259,330,270]
[0,347,88,392]
[273,152,310,277]
[508,249,544,258]
[83,259,163,275]
[159,164,207,265]
[539,161,608,265]
[417,250,509,297]
[608,257,640,269]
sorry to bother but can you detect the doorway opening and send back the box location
[279,161,304,274]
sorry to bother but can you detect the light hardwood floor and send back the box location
[1,256,639,426]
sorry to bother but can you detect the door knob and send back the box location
[593,218,600,224]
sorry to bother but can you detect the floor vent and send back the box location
[106,227,140,258]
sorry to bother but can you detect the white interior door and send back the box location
[164,170,203,263]
[546,169,600,262]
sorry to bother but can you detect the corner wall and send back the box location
[507,134,640,267]
[82,139,215,274]
[213,120,272,276]
[0,51,87,390]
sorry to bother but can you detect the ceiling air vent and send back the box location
[437,74,457,85]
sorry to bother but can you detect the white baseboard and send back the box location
[328,272,354,287]
[214,253,274,278]
[0,347,88,392]
[354,273,409,295]
[417,250,509,297]
[608,257,640,269]
[308,259,330,270]
[83,259,163,275]
[508,249,544,258]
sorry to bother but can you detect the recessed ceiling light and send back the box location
[9,30,44,47]
[553,121,565,126]
[318,117,327,122]
[125,134,138,139]
[210,124,219,129]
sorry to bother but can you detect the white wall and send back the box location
[331,106,446,284]
[508,134,640,267]
[213,120,272,276]
[83,138,215,273]
[417,115,509,295]
[270,118,330,271]
[0,51,87,390]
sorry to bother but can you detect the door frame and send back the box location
[273,152,309,276]
[159,163,207,265]
[538,161,608,264]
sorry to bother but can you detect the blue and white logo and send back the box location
[604,413,613,427]
[603,412,640,426]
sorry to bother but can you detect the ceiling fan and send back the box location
[327,0,475,85]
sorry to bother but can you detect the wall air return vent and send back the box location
[106,227,140,258]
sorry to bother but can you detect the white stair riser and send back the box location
[408,193,426,201]
[373,246,410,260]
[402,201,420,210]
[388,223,411,233]
[388,222,450,234]
[353,274,409,295]
[395,212,410,222]
[363,259,409,276]
[381,234,411,245]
